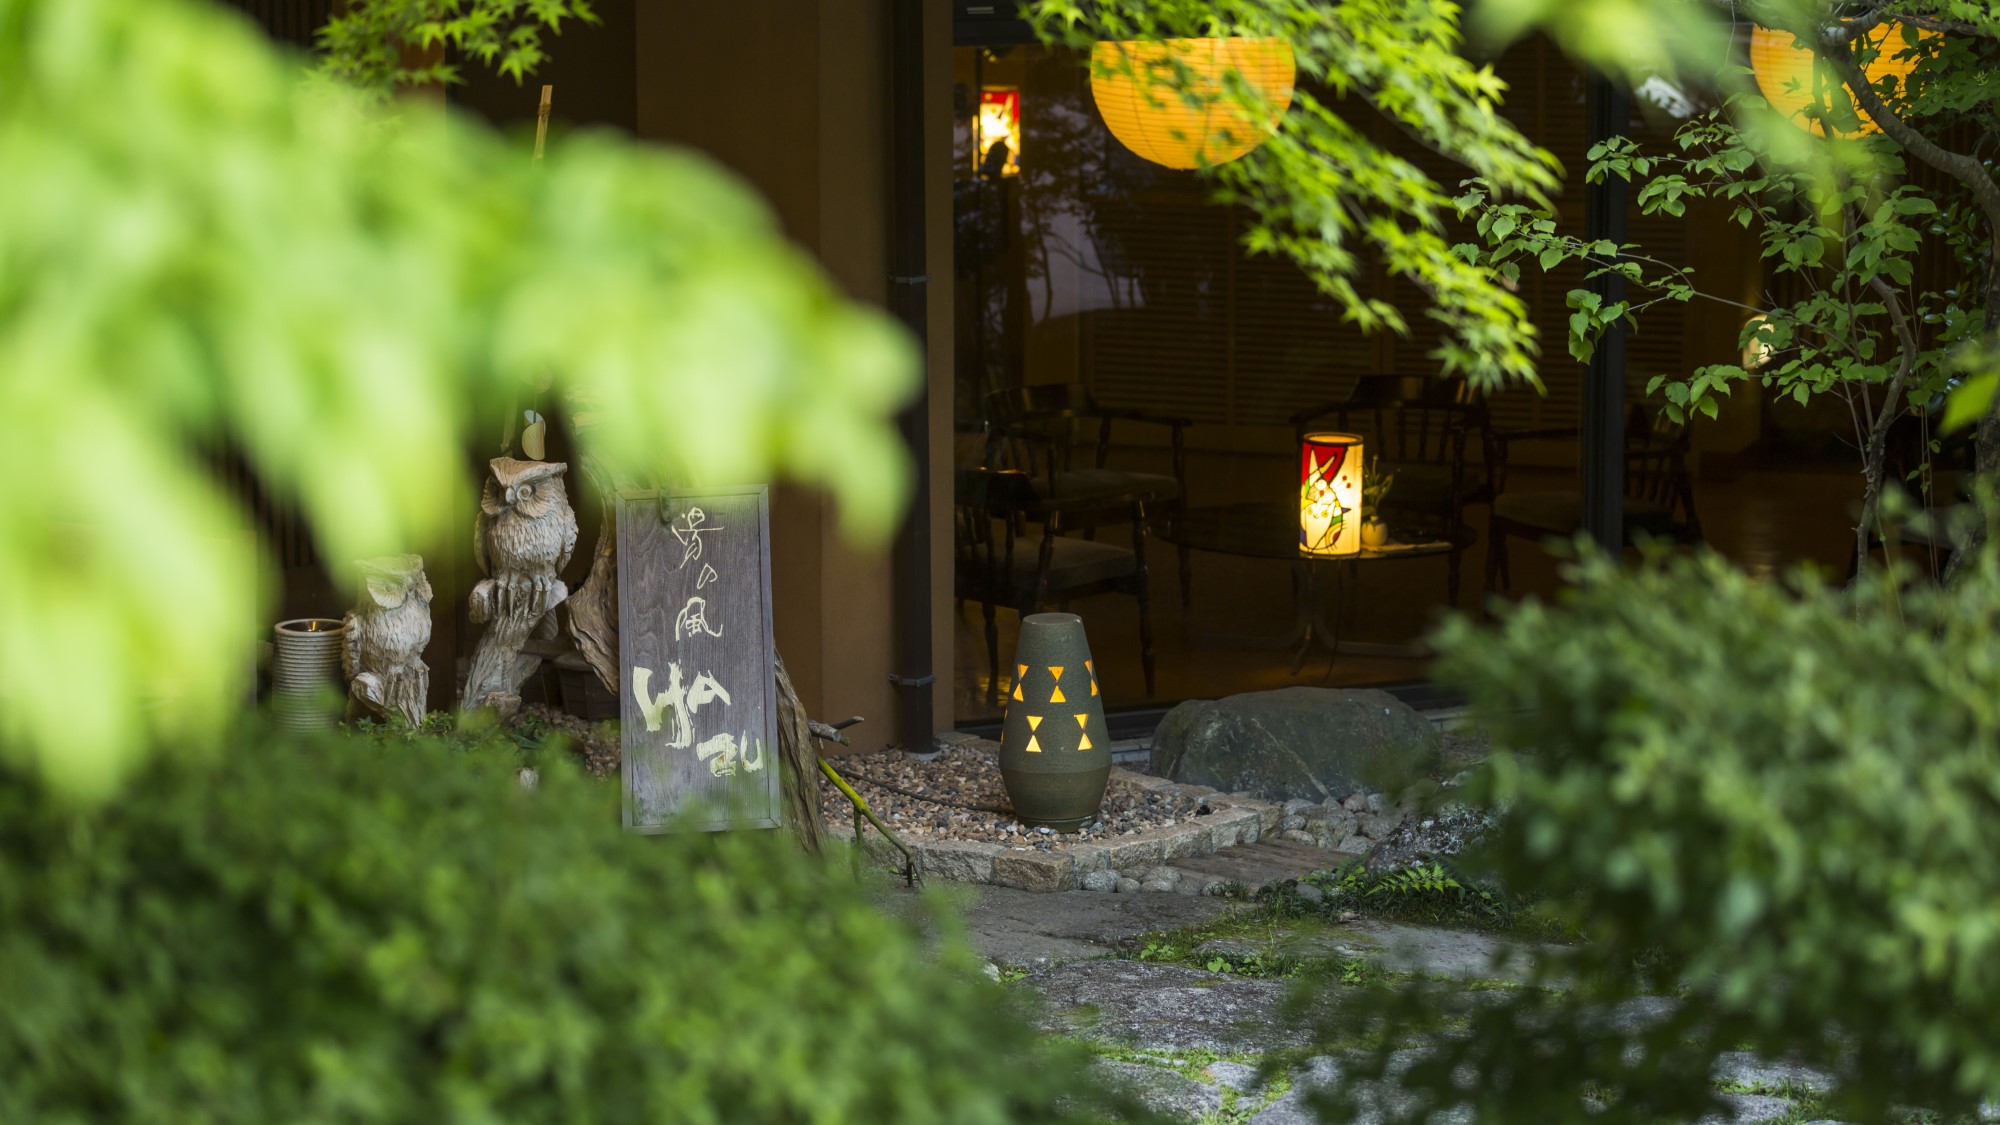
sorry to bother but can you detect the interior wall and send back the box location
[635,0,954,747]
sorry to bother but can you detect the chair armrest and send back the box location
[1490,426,1581,445]
[1087,405,1194,430]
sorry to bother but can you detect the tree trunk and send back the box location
[774,655,826,854]
[463,574,564,720]
[567,454,620,694]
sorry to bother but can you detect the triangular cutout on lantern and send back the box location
[1091,678,1098,697]
[1028,715,1042,730]
[1024,734,1042,753]
[1075,714,1089,729]
[1049,665,1064,681]
[1078,733,1093,751]
[1012,682,1023,702]
[1050,686,1066,704]
[1017,663,1028,681]
[1085,660,1093,675]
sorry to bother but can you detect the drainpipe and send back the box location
[887,0,938,754]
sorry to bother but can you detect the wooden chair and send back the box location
[981,384,1193,607]
[1289,375,1493,607]
[1484,406,1702,593]
[954,467,1156,704]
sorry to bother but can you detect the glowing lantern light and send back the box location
[997,613,1110,831]
[1300,432,1365,557]
[975,87,1021,177]
[1089,37,1295,170]
[1750,19,1930,136]
[1741,314,1777,371]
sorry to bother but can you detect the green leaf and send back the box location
[1944,371,1999,432]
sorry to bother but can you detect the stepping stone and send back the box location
[940,883,1236,967]
[1090,1060,1225,1120]
[1711,1052,1836,1094]
[1699,1093,1796,1123]
[1021,960,1313,1054]
[1166,839,1336,891]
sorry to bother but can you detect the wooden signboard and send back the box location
[616,486,780,833]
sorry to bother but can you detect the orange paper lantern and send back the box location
[1750,19,1929,136]
[1089,37,1295,169]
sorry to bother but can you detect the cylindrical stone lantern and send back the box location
[997,613,1111,831]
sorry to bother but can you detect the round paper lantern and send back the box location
[998,613,1110,832]
[1750,20,1928,136]
[1090,37,1295,170]
[1300,432,1365,557]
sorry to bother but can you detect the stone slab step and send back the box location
[1166,840,1362,892]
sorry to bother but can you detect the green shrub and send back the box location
[1278,860,1512,931]
[0,729,1132,1124]
[1305,538,2000,1125]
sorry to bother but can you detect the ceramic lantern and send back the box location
[997,613,1110,831]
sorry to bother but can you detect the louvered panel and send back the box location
[1625,210,1689,403]
[1234,284,1370,424]
[1090,306,1233,422]
[1085,182,1235,420]
[216,0,334,48]
[1073,33,1616,442]
[1483,36,1588,433]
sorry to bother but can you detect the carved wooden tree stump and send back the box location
[567,454,620,695]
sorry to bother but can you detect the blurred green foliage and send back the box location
[0,732,1136,1125]
[314,0,599,95]
[1304,531,2000,1124]
[0,0,915,800]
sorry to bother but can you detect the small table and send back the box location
[1154,502,1474,675]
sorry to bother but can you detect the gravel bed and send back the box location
[822,745,1204,849]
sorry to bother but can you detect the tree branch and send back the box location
[1822,5,1888,44]
[1819,30,2000,333]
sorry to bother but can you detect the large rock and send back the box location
[1151,688,1440,803]
[1362,801,1497,873]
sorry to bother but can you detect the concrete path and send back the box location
[905,881,1860,1125]
[949,883,1236,966]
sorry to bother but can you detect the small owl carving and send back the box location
[344,554,433,728]
[471,457,579,625]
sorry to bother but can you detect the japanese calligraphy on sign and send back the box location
[617,486,780,833]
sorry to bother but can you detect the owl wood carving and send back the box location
[463,457,579,714]
[343,554,433,728]
[472,458,578,621]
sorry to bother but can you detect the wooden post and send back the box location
[533,84,554,161]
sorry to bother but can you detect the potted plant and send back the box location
[1360,456,1393,547]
